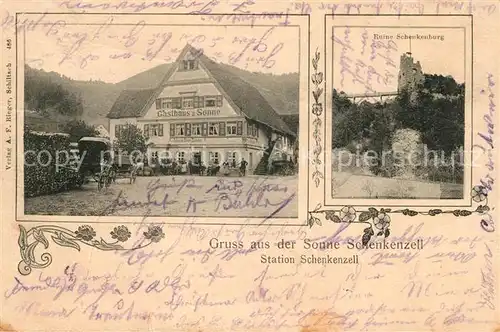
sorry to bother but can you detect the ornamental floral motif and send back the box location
[110,226,131,242]
[17,223,165,276]
[373,212,390,230]
[143,225,165,243]
[311,48,324,188]
[312,103,323,116]
[74,225,96,241]
[471,185,488,202]
[308,185,491,245]
[339,206,356,222]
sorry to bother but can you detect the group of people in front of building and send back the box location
[195,158,248,177]
[143,155,248,177]
[220,158,248,176]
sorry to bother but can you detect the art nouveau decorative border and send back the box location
[311,48,325,188]
[18,223,166,275]
[307,187,492,243]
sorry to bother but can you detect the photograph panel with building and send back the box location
[19,14,305,221]
[326,16,471,203]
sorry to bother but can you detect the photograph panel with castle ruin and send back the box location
[330,25,467,200]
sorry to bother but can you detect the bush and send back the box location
[271,160,297,176]
[24,131,82,197]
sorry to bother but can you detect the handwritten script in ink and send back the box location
[100,177,297,219]
[333,27,398,95]
[2,221,496,330]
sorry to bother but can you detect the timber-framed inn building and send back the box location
[107,44,297,173]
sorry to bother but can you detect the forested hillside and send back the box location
[24,63,300,128]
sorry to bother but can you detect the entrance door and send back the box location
[192,152,202,164]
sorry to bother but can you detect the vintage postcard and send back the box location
[0,1,499,331]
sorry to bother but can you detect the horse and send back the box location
[207,165,220,176]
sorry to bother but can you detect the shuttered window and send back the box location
[192,123,202,136]
[161,99,173,109]
[227,123,237,135]
[202,123,208,136]
[236,121,243,135]
[205,96,216,107]
[208,123,219,136]
[219,122,225,136]
[185,123,191,136]
[158,124,163,136]
[175,124,185,136]
[155,99,161,109]
[182,98,194,109]
[143,124,149,138]
[173,98,182,109]
[216,95,223,107]
[170,124,175,137]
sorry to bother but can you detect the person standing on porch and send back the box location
[239,158,248,176]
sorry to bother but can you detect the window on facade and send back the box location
[115,125,123,137]
[151,124,159,136]
[143,124,163,137]
[226,151,237,165]
[182,60,197,71]
[173,98,182,109]
[177,151,185,163]
[191,123,202,136]
[175,124,185,136]
[161,98,173,109]
[192,152,202,164]
[226,123,237,135]
[182,97,194,109]
[193,96,202,108]
[150,124,163,137]
[208,123,219,136]
[246,123,257,137]
[209,152,220,165]
[205,97,216,107]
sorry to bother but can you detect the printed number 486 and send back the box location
[6,39,12,50]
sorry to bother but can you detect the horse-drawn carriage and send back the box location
[77,137,138,190]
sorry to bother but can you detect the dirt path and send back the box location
[24,175,298,218]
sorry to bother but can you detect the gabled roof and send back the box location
[106,44,295,137]
[200,54,295,137]
[107,88,156,118]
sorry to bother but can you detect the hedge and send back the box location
[24,131,82,197]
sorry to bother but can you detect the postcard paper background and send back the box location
[1,1,499,332]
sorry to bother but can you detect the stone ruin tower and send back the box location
[397,52,424,104]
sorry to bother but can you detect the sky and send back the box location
[22,16,300,83]
[332,27,466,95]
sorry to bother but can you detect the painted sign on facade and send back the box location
[156,109,221,117]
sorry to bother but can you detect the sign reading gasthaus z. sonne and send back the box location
[157,109,221,117]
